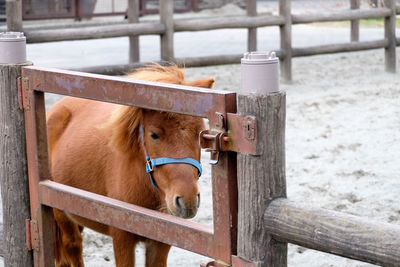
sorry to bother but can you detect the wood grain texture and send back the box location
[350,0,360,42]
[128,0,140,62]
[292,39,388,57]
[160,0,175,61]
[24,22,165,43]
[6,0,22,32]
[384,0,397,72]
[0,64,33,266]
[174,15,284,32]
[237,92,287,267]
[280,0,292,82]
[247,0,257,52]
[292,8,391,24]
[264,198,400,266]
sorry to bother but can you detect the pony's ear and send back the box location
[106,106,142,154]
[186,77,215,89]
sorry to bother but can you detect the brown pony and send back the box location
[47,65,214,267]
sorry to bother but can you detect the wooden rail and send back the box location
[174,15,285,31]
[291,8,392,24]
[292,39,389,57]
[264,198,400,266]
[24,22,165,43]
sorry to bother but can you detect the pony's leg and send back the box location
[145,239,171,267]
[53,209,85,267]
[111,228,137,267]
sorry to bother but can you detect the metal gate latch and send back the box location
[199,130,228,165]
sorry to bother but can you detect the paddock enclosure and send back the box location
[2,0,400,81]
[1,1,400,267]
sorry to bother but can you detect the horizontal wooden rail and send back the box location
[72,52,284,75]
[292,39,389,57]
[24,22,165,43]
[264,198,400,266]
[0,20,128,32]
[39,180,216,258]
[22,66,236,117]
[292,8,392,24]
[72,54,246,75]
[174,15,285,31]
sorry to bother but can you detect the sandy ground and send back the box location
[1,2,400,267]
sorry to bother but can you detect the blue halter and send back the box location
[140,125,202,190]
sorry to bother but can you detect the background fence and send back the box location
[20,0,198,20]
[2,0,400,81]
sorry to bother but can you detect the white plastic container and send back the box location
[241,51,279,95]
[0,32,27,64]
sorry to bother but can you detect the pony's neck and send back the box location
[124,149,164,209]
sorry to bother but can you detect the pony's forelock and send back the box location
[107,64,187,153]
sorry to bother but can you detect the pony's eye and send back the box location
[150,132,159,140]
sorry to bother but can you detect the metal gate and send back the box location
[20,66,258,266]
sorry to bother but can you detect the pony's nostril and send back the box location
[175,196,183,211]
[197,193,200,208]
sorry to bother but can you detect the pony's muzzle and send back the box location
[173,194,200,219]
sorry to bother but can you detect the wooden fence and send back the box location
[3,0,399,81]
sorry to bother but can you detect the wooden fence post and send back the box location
[247,0,257,51]
[279,0,292,82]
[6,0,23,31]
[128,0,140,62]
[350,0,360,42]
[160,0,174,61]
[0,33,33,267]
[237,52,287,266]
[384,0,396,72]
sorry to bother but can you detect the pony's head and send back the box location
[108,64,214,218]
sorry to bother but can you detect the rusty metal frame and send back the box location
[21,65,254,266]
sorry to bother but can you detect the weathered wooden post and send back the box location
[128,0,140,62]
[6,0,23,32]
[237,52,287,266]
[350,0,360,42]
[384,0,396,72]
[0,32,33,267]
[279,0,292,82]
[247,0,257,51]
[160,0,174,61]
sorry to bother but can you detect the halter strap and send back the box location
[140,125,202,190]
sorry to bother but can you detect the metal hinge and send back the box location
[26,219,39,251]
[17,76,31,110]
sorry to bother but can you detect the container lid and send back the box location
[241,51,278,65]
[0,32,26,42]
